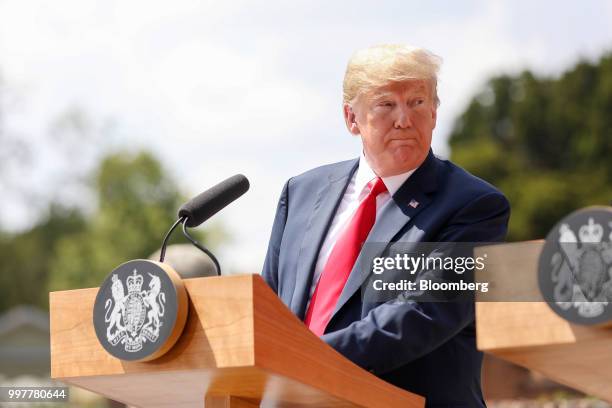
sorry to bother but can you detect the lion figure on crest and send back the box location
[105,274,126,341]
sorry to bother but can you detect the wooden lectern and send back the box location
[50,274,425,407]
[475,241,612,401]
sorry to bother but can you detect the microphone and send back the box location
[178,174,250,228]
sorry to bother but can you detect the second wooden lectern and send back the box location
[475,241,612,401]
[50,274,425,407]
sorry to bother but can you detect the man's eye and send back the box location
[413,99,425,106]
[378,101,393,107]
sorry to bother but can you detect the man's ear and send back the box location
[343,103,360,135]
[431,105,438,129]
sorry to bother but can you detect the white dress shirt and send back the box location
[307,152,416,302]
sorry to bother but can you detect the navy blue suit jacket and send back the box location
[262,150,510,407]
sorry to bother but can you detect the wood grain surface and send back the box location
[475,242,612,402]
[50,274,424,407]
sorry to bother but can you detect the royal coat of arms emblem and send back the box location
[105,269,166,352]
[94,259,188,361]
[539,207,612,325]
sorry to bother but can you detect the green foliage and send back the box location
[449,53,612,241]
[0,206,86,311]
[0,149,209,313]
[48,151,188,291]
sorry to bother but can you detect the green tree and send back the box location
[48,151,190,291]
[0,206,86,311]
[449,53,612,241]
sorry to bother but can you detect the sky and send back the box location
[1,0,612,273]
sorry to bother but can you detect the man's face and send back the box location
[344,80,437,177]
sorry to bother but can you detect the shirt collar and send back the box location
[356,150,417,196]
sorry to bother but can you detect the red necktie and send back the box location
[304,177,387,336]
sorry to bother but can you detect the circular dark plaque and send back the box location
[538,206,612,326]
[93,259,188,361]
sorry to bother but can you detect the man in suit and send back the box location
[262,44,510,407]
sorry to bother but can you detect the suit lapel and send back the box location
[290,159,358,319]
[330,150,441,320]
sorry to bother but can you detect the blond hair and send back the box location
[343,44,441,106]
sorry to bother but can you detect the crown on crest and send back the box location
[127,269,144,293]
[578,217,603,243]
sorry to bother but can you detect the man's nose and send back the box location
[394,105,413,129]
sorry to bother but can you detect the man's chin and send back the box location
[388,148,427,173]
[393,145,419,160]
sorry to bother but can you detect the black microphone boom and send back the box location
[178,174,250,228]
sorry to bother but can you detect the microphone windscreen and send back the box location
[178,174,250,227]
